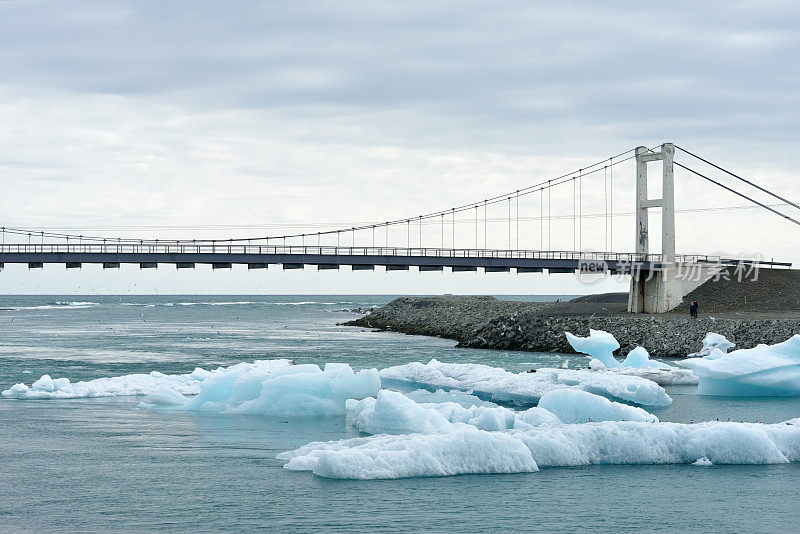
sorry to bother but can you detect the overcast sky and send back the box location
[1,1,798,294]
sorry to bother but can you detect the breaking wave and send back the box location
[1,301,100,311]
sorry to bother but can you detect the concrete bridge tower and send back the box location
[627,142,713,313]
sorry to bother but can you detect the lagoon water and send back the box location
[1,295,799,532]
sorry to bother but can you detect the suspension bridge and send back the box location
[0,143,796,313]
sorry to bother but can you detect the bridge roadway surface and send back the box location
[0,245,789,273]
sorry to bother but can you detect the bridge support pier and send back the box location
[626,143,728,313]
[628,142,680,313]
[628,263,722,313]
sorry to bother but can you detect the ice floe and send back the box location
[2,367,212,400]
[3,359,380,416]
[594,367,699,386]
[280,428,539,479]
[512,420,800,467]
[621,346,666,369]
[279,419,800,479]
[566,329,698,386]
[152,362,381,416]
[679,334,800,396]
[537,389,658,423]
[346,390,561,434]
[688,332,736,358]
[403,388,498,408]
[379,359,672,407]
[565,329,621,368]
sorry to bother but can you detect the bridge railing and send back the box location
[0,243,730,264]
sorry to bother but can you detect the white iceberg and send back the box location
[514,406,565,428]
[2,366,215,400]
[537,389,658,423]
[688,333,736,358]
[3,359,381,417]
[379,359,671,407]
[180,362,380,416]
[512,420,800,468]
[566,330,698,386]
[621,346,667,369]
[679,334,800,396]
[596,367,699,386]
[565,329,621,368]
[588,358,606,370]
[403,388,499,408]
[279,419,800,479]
[140,387,191,407]
[347,390,455,434]
[280,428,539,479]
[346,390,561,434]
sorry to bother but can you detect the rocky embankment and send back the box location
[674,267,800,313]
[344,296,800,359]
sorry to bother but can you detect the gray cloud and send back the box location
[3,2,798,141]
[0,0,798,293]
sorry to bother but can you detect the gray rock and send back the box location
[343,296,800,359]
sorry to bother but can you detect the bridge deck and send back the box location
[0,245,789,272]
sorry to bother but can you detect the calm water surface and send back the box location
[1,295,798,533]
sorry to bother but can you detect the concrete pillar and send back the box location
[632,263,723,313]
[629,146,650,313]
[661,142,675,265]
[634,146,649,258]
[628,143,679,313]
[628,271,645,313]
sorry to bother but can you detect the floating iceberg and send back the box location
[403,388,499,408]
[679,334,800,396]
[565,329,621,368]
[379,359,671,407]
[514,407,565,428]
[537,389,658,423]
[566,329,677,370]
[512,420,800,468]
[594,367,698,386]
[279,419,800,479]
[170,362,380,416]
[3,359,381,417]
[140,387,189,407]
[1,366,214,400]
[346,390,561,434]
[688,332,736,359]
[347,391,454,434]
[566,330,698,386]
[280,428,539,479]
[587,358,606,370]
[621,346,667,369]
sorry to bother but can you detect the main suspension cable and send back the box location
[675,161,800,227]
[676,146,800,211]
[604,166,608,251]
[609,156,613,251]
[2,148,642,246]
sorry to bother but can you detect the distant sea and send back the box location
[1,295,798,532]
